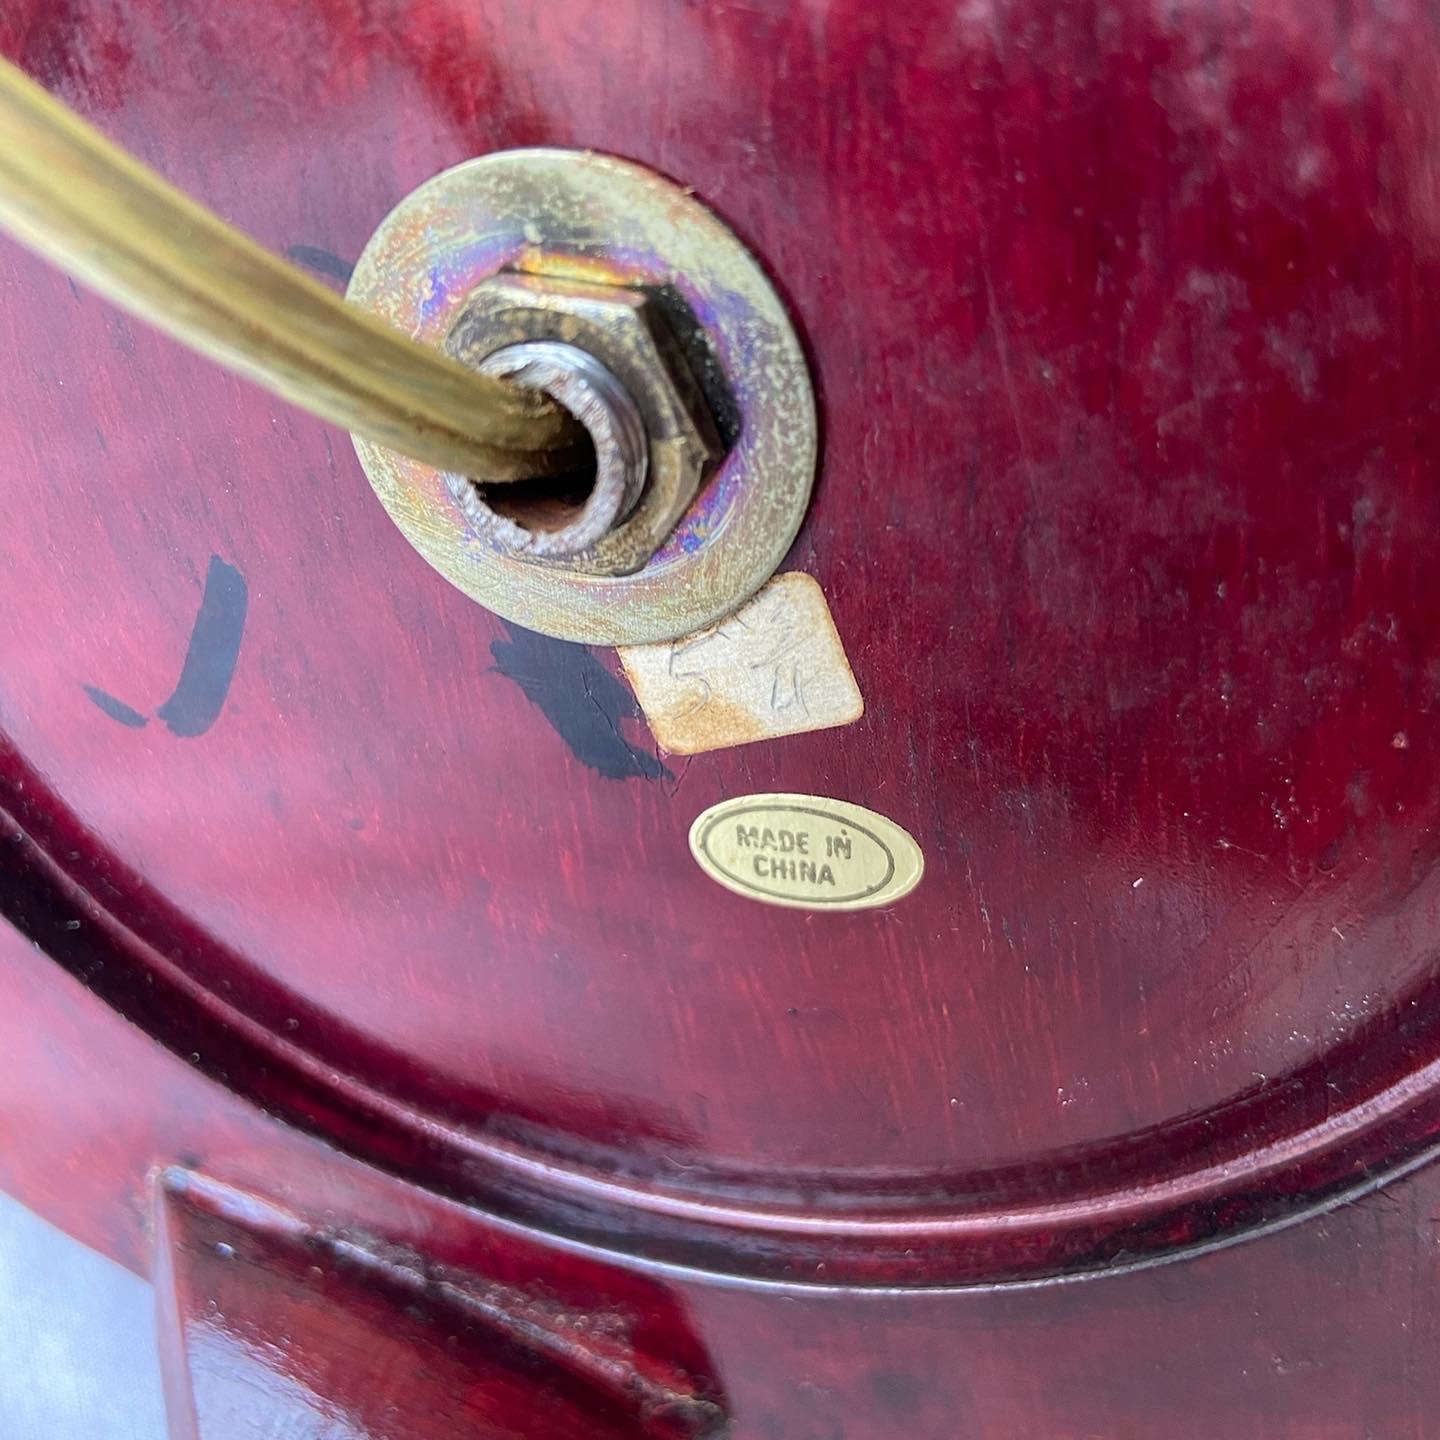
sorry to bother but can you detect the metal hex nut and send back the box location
[442,272,724,576]
[349,149,816,645]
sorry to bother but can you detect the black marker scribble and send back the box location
[491,622,669,782]
[285,244,355,285]
[82,685,148,728]
[155,557,248,737]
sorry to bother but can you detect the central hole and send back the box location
[472,423,599,536]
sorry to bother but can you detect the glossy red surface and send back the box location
[154,1169,724,1439]
[7,920,1440,1437]
[4,0,1440,1429]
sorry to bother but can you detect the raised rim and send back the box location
[8,748,1440,1291]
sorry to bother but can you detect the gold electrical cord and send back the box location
[0,55,584,480]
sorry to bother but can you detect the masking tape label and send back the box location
[617,573,862,755]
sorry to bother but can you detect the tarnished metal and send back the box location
[0,56,585,482]
[448,275,721,574]
[468,340,650,562]
[347,149,818,646]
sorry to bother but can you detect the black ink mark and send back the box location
[285,245,355,285]
[155,557,248,738]
[83,686,148,728]
[490,622,670,782]
[649,283,743,450]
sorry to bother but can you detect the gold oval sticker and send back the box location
[689,794,924,911]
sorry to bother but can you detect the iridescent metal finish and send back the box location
[346,149,818,646]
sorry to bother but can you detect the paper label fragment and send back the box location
[617,573,862,755]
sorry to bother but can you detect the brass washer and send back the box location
[346,148,818,645]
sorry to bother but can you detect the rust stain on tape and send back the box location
[617,573,862,755]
